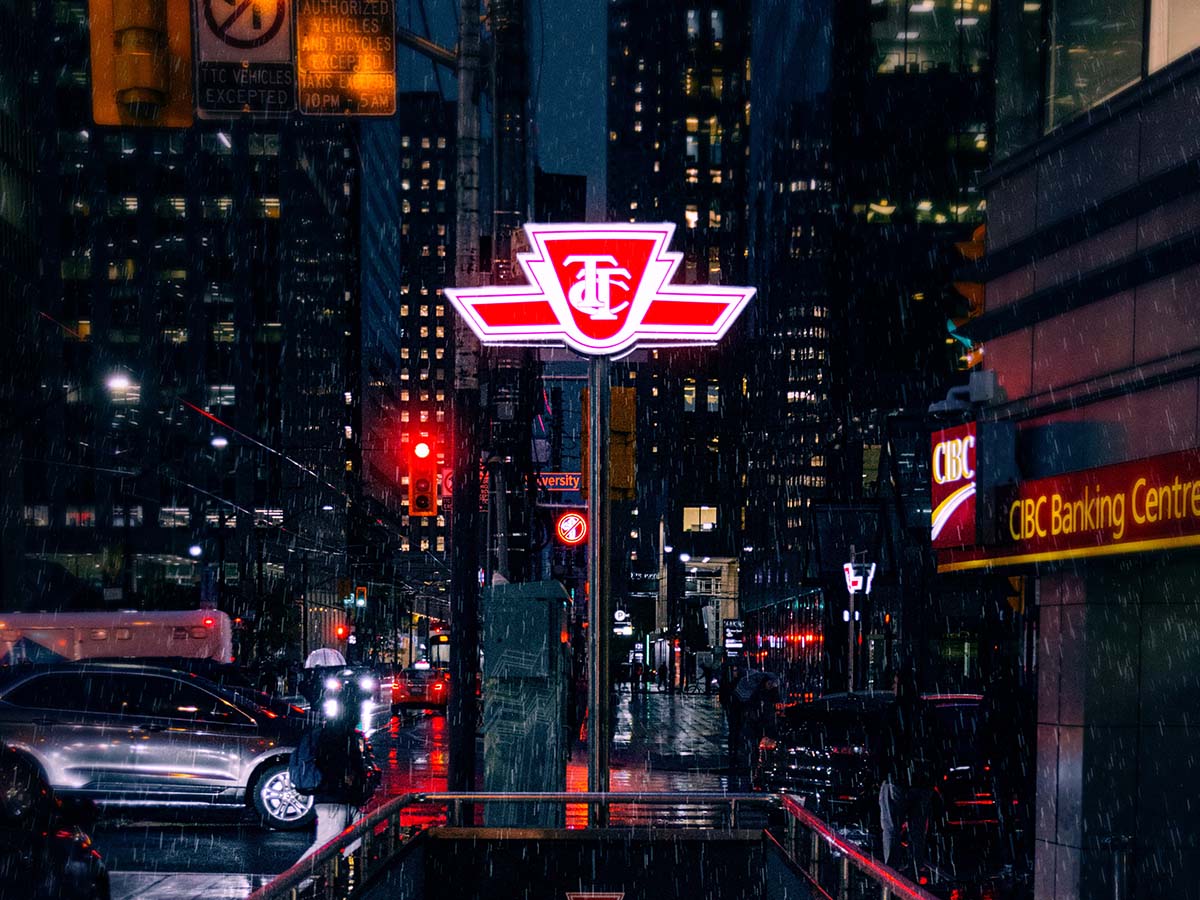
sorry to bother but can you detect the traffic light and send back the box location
[88,0,194,127]
[948,224,986,371]
[409,438,438,517]
[581,387,636,501]
[335,623,348,640]
[355,586,367,608]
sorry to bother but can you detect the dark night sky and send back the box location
[396,0,606,219]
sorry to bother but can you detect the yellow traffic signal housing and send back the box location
[89,0,194,127]
[581,387,636,501]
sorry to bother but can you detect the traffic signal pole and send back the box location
[448,0,483,799]
[587,356,612,822]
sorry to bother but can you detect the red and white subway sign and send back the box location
[445,223,755,357]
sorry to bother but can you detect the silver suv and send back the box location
[0,662,315,830]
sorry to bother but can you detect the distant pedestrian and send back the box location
[657,662,668,691]
[293,672,380,862]
[736,669,781,770]
[878,668,936,877]
[700,663,714,695]
[632,662,645,696]
[718,658,747,772]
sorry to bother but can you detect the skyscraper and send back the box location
[359,92,457,639]
[7,1,359,660]
[607,0,752,667]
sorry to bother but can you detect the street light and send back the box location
[188,544,203,558]
[210,436,229,449]
[105,373,132,391]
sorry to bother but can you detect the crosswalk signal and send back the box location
[88,0,194,127]
[409,439,438,517]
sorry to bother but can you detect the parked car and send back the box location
[0,744,109,900]
[754,692,996,830]
[391,663,450,711]
[0,661,316,831]
[134,657,308,720]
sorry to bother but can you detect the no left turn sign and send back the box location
[203,0,287,50]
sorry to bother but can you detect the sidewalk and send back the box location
[608,688,730,773]
[110,873,273,900]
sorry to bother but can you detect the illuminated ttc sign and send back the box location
[445,223,755,358]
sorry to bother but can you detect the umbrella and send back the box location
[734,669,778,704]
[304,648,346,669]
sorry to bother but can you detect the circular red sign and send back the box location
[204,0,286,50]
[556,512,588,546]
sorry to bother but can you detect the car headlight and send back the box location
[359,676,376,692]
[324,677,342,692]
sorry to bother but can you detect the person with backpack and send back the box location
[290,670,380,862]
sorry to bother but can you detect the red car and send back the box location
[391,664,450,711]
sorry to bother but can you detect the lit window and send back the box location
[683,506,717,532]
[65,506,96,528]
[706,382,720,412]
[683,378,697,411]
[684,205,699,229]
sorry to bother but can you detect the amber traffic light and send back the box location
[409,438,438,517]
[88,0,194,127]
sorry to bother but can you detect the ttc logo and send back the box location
[565,255,631,320]
[445,223,755,358]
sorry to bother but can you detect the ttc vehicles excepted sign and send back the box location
[195,0,296,117]
[445,223,756,358]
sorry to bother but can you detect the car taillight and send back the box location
[758,737,777,752]
[433,682,444,691]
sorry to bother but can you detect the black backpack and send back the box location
[288,727,324,796]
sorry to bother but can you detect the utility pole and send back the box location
[448,0,484,797]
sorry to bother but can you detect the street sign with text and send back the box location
[194,0,295,117]
[295,0,396,116]
[445,223,755,358]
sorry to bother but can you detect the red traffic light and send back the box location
[335,624,348,640]
[409,437,437,517]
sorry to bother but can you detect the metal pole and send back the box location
[848,545,855,694]
[302,556,309,660]
[449,0,483,800]
[587,355,611,822]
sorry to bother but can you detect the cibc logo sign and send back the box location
[930,422,977,548]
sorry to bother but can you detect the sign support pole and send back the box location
[587,354,611,824]
[847,545,856,694]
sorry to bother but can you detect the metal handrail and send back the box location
[245,792,419,900]
[779,795,941,900]
[245,791,936,900]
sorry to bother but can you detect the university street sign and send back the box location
[445,223,755,358]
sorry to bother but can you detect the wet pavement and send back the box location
[102,691,736,898]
